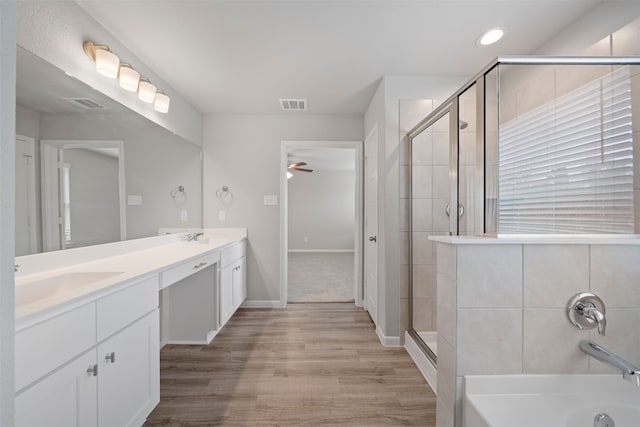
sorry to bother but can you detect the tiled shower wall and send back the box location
[435,241,640,427]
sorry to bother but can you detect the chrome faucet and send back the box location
[579,340,640,386]
[567,292,606,335]
[186,232,204,242]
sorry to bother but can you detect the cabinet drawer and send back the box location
[16,303,96,392]
[97,276,158,342]
[221,240,246,268]
[161,252,217,289]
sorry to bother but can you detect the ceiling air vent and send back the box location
[63,97,106,110]
[280,98,307,111]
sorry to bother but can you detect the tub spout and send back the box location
[579,340,640,386]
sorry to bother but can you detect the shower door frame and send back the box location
[406,56,640,366]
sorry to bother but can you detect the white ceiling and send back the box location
[76,0,602,115]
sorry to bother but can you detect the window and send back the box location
[498,66,634,233]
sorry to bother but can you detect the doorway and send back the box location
[280,140,363,307]
[40,139,126,251]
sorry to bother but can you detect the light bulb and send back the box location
[478,28,505,46]
[118,64,140,92]
[138,78,156,103]
[95,47,120,78]
[154,90,171,113]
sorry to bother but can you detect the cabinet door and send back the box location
[232,257,246,308]
[16,349,98,427]
[97,310,159,427]
[220,264,234,325]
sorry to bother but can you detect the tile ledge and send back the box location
[429,234,640,245]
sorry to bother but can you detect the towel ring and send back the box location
[216,185,230,198]
[170,186,185,198]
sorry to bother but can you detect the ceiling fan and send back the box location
[288,161,313,173]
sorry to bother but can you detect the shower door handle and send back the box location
[368,236,377,242]
[445,203,464,217]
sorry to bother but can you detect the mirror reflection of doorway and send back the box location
[40,140,125,251]
[15,135,37,256]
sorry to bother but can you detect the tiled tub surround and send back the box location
[431,236,640,427]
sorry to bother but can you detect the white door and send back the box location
[364,125,378,324]
[15,135,37,256]
[15,349,98,427]
[98,311,159,427]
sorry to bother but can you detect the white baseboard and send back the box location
[288,249,355,253]
[405,331,437,393]
[376,326,401,347]
[241,299,283,308]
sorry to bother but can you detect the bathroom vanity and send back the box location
[14,229,247,427]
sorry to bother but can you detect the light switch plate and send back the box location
[264,195,278,206]
[218,210,226,221]
[127,195,142,206]
[180,210,188,221]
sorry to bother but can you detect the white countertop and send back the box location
[15,228,247,330]
[429,234,640,245]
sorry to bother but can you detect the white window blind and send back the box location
[498,66,634,233]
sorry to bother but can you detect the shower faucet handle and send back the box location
[567,292,606,335]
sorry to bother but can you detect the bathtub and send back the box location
[463,375,640,427]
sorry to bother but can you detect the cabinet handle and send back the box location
[105,352,116,363]
[87,364,98,376]
[194,262,207,269]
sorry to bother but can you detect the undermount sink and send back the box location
[16,271,124,306]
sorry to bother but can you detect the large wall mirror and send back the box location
[15,46,203,256]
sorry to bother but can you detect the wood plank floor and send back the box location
[144,303,436,426]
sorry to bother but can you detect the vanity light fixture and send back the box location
[154,90,171,113]
[118,63,140,92]
[83,41,170,113]
[137,78,156,103]
[477,28,505,46]
[83,41,120,78]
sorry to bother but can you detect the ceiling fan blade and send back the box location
[292,167,313,172]
[288,162,307,168]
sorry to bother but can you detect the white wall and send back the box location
[38,112,202,239]
[203,114,363,303]
[64,148,121,248]
[288,169,355,251]
[16,1,203,146]
[364,75,468,343]
[0,1,16,424]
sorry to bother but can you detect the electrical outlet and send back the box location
[127,195,142,206]
[264,195,278,206]
[180,210,188,221]
[218,210,226,221]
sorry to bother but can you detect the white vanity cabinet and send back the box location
[219,240,246,326]
[15,276,160,427]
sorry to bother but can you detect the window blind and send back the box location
[498,66,634,233]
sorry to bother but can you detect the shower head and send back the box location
[459,120,469,130]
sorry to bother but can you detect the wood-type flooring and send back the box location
[144,303,436,426]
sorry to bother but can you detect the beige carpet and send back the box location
[287,252,355,303]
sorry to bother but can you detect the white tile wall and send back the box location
[590,245,640,308]
[437,273,456,346]
[457,245,522,308]
[434,240,640,427]
[437,335,456,411]
[523,308,589,373]
[523,245,589,308]
[412,131,433,165]
[412,198,433,232]
[413,265,434,298]
[412,165,433,198]
[432,132,449,165]
[457,308,523,375]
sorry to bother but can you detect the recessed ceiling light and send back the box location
[478,28,505,46]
